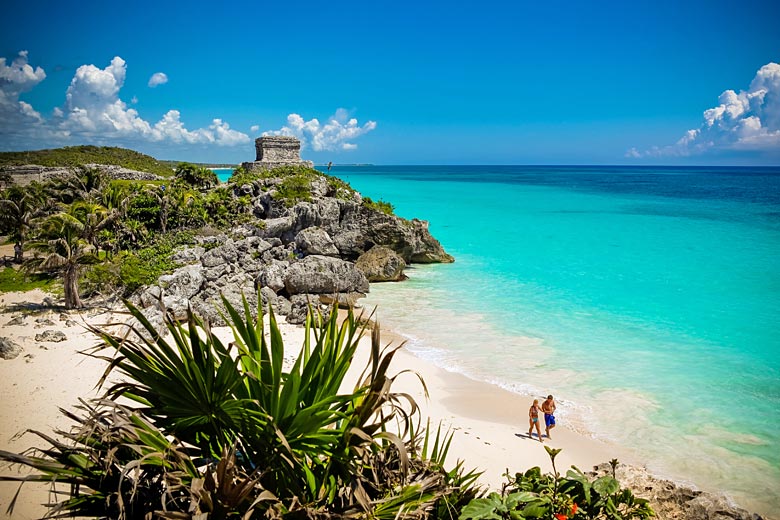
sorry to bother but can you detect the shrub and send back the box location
[363,196,395,215]
[460,449,653,520]
[0,298,483,519]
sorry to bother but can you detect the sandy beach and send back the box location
[0,289,635,519]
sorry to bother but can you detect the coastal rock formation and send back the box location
[132,142,452,328]
[590,464,763,520]
[284,255,369,295]
[241,136,314,172]
[0,337,23,360]
[355,246,407,282]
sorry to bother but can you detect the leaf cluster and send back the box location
[0,297,484,518]
[460,449,653,520]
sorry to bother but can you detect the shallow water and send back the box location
[329,165,780,514]
[216,165,780,513]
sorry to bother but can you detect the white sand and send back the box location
[0,291,631,518]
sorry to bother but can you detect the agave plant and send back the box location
[1,295,482,519]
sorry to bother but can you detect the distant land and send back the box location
[0,146,173,177]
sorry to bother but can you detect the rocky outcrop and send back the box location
[294,227,339,256]
[284,255,369,295]
[0,337,23,360]
[132,146,453,329]
[589,464,763,520]
[355,246,407,282]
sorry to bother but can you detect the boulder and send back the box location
[159,264,205,300]
[0,337,23,359]
[5,316,25,326]
[284,255,369,295]
[172,246,205,264]
[34,318,56,328]
[35,330,67,342]
[294,227,339,256]
[355,246,407,282]
[318,292,365,308]
[331,202,453,263]
[286,294,331,325]
[257,262,288,293]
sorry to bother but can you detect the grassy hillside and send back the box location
[0,146,173,177]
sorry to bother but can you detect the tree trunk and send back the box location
[64,264,82,309]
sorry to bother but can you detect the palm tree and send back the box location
[48,166,108,203]
[0,185,44,261]
[25,212,101,308]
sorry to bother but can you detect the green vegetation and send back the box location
[0,267,58,293]
[83,232,196,296]
[174,162,218,189]
[0,145,173,177]
[461,449,653,520]
[0,299,483,519]
[363,196,396,215]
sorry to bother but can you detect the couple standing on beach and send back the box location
[528,395,556,442]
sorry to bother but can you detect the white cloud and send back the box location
[250,124,260,133]
[0,52,249,148]
[148,72,168,88]
[629,62,780,158]
[0,50,47,130]
[264,108,377,151]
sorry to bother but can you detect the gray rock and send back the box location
[5,316,26,326]
[257,262,288,293]
[590,463,763,520]
[159,264,205,300]
[262,217,295,240]
[284,255,369,295]
[355,246,407,282]
[59,313,70,321]
[318,292,365,308]
[286,294,331,325]
[294,227,339,256]
[34,318,56,328]
[172,246,205,264]
[65,320,78,327]
[138,285,163,308]
[0,337,23,359]
[201,240,239,267]
[34,330,67,342]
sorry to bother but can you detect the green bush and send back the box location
[460,449,653,520]
[0,266,58,294]
[277,174,312,206]
[363,196,395,215]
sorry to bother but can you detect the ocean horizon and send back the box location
[217,165,780,514]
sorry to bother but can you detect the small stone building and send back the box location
[241,136,313,171]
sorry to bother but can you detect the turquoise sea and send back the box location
[218,166,780,514]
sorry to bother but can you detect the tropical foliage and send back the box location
[0,297,483,519]
[460,448,653,520]
[0,145,173,177]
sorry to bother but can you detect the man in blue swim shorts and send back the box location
[542,394,556,439]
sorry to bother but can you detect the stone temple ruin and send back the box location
[241,136,313,172]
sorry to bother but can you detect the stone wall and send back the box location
[243,136,314,172]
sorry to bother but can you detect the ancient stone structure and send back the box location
[241,136,314,171]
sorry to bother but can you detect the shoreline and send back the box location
[0,290,767,519]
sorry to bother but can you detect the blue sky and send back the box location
[1,0,779,165]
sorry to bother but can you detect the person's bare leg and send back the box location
[528,418,534,437]
[535,422,543,442]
